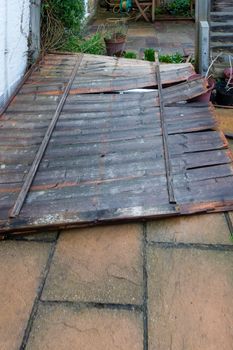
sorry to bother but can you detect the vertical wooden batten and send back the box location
[29,0,41,61]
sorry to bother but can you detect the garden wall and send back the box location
[0,0,30,109]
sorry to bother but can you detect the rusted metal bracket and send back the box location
[155,63,176,204]
[9,54,84,217]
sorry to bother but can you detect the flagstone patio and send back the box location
[87,7,195,58]
[1,208,233,350]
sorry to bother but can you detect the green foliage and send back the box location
[154,6,167,15]
[123,51,137,59]
[144,48,155,62]
[61,33,106,55]
[101,23,127,40]
[154,0,191,17]
[144,50,184,63]
[159,52,184,63]
[41,0,86,51]
[166,0,191,17]
[41,0,85,33]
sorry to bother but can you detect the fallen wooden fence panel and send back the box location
[0,53,233,235]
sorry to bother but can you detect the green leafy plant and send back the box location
[166,0,191,17]
[144,48,155,62]
[154,6,167,15]
[159,52,184,63]
[102,23,127,41]
[123,51,137,59]
[42,0,85,33]
[41,0,85,51]
[61,33,105,55]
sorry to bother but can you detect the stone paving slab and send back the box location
[147,246,233,350]
[126,36,148,50]
[127,27,155,37]
[0,241,51,350]
[25,303,143,350]
[147,213,232,245]
[42,224,143,304]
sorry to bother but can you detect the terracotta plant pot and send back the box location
[195,77,215,102]
[104,35,126,57]
[188,74,215,103]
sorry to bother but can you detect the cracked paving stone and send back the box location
[25,303,143,350]
[42,224,143,304]
[0,241,51,350]
[147,246,233,350]
[147,213,232,245]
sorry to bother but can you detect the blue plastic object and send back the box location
[120,0,132,12]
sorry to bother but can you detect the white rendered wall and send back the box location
[0,0,30,108]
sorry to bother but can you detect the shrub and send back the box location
[123,51,137,59]
[42,0,85,33]
[41,0,85,50]
[166,0,191,17]
[61,33,106,55]
[159,52,184,63]
[144,48,155,62]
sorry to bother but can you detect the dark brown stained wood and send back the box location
[156,63,175,203]
[18,53,195,95]
[0,53,233,235]
[9,54,84,217]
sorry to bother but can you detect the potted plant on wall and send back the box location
[102,22,127,57]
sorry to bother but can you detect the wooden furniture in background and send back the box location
[134,0,156,22]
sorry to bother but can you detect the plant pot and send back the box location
[104,36,126,57]
[188,75,215,103]
[195,77,215,102]
[224,68,233,85]
[216,81,233,106]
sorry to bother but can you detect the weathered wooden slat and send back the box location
[17,53,195,94]
[10,54,84,217]
[171,149,232,173]
[174,176,233,203]
[174,164,233,183]
[156,63,175,203]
